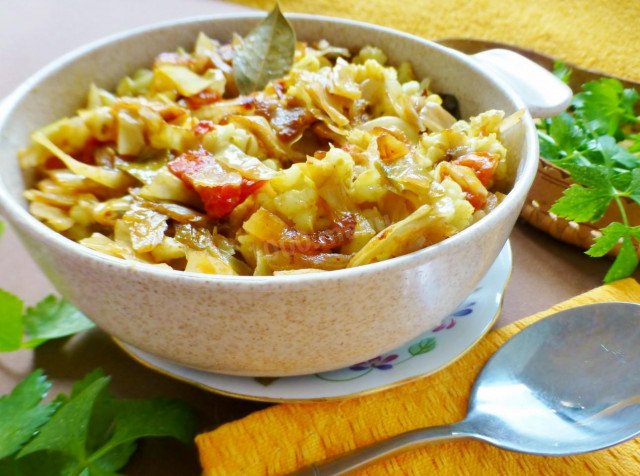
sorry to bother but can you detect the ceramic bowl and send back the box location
[0,14,569,376]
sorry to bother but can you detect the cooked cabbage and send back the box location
[19,33,514,276]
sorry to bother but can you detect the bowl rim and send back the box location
[0,12,539,287]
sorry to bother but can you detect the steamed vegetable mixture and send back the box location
[19,33,512,275]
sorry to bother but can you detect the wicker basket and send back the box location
[520,158,640,256]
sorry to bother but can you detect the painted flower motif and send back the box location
[452,303,475,317]
[349,354,398,371]
[432,301,475,332]
[432,318,456,332]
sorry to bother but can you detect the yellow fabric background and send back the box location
[197,279,640,475]
[230,0,640,81]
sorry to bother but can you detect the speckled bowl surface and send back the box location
[0,14,539,376]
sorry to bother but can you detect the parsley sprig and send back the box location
[0,221,198,475]
[537,66,640,283]
[0,291,95,351]
[0,369,197,475]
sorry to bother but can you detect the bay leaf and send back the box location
[233,4,295,95]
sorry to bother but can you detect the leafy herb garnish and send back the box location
[0,369,197,475]
[0,221,196,473]
[0,370,59,460]
[537,66,640,282]
[0,291,94,351]
[233,3,295,95]
[552,60,572,84]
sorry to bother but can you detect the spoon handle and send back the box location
[290,423,469,475]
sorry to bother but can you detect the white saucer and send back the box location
[119,241,512,402]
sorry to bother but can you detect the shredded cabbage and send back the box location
[19,33,514,276]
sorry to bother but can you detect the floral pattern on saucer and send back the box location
[311,299,475,383]
[119,242,511,402]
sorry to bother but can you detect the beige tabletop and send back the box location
[0,1,634,474]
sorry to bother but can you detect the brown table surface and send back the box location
[0,1,635,474]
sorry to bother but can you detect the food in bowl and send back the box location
[0,13,544,375]
[18,28,513,276]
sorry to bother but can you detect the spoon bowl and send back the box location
[465,301,640,455]
[295,302,640,474]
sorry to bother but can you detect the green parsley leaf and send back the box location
[71,368,107,399]
[586,222,629,257]
[573,78,639,137]
[90,441,137,474]
[536,114,588,162]
[550,184,613,223]
[23,295,95,347]
[627,168,640,206]
[551,113,584,155]
[19,375,111,460]
[538,75,640,282]
[546,114,573,154]
[558,160,610,189]
[629,133,640,153]
[585,224,640,284]
[537,129,562,161]
[77,369,118,456]
[552,60,572,84]
[0,290,23,352]
[595,135,640,170]
[586,222,640,283]
[0,449,77,476]
[98,397,197,451]
[629,226,640,242]
[604,236,639,283]
[0,370,59,459]
[0,292,95,352]
[0,220,5,238]
[3,368,198,475]
[621,87,640,122]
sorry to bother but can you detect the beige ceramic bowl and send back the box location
[0,14,571,376]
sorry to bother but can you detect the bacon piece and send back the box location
[272,107,316,142]
[278,213,357,254]
[254,99,316,143]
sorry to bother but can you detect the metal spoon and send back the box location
[294,302,640,475]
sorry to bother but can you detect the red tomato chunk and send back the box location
[168,148,264,219]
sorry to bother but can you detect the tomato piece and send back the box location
[193,120,216,136]
[464,190,486,210]
[196,180,263,219]
[452,151,499,186]
[44,156,66,170]
[168,149,213,179]
[168,148,265,219]
[184,91,222,110]
[438,161,488,211]
[77,137,102,164]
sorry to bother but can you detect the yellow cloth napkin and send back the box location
[196,278,640,475]
[230,0,640,82]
